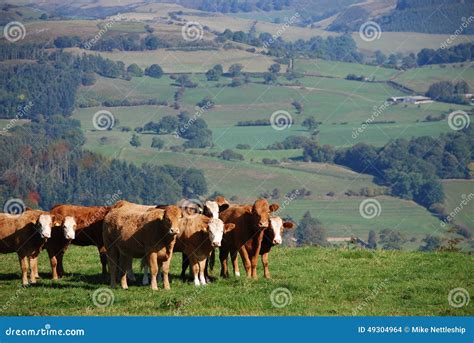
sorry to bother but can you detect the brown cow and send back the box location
[103,201,181,290]
[219,199,279,279]
[143,214,234,286]
[0,210,67,285]
[260,216,294,279]
[46,204,112,280]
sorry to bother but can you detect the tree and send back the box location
[374,50,386,65]
[302,116,320,131]
[130,134,141,147]
[127,63,143,77]
[268,63,281,74]
[295,211,327,246]
[303,142,335,163]
[419,235,442,252]
[292,100,303,114]
[379,229,407,250]
[219,149,244,161]
[206,68,220,81]
[158,115,179,134]
[454,80,470,94]
[228,63,243,77]
[145,64,163,78]
[263,72,277,84]
[368,230,377,249]
[151,137,165,149]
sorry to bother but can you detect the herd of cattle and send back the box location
[0,197,295,289]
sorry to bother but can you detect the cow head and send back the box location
[269,217,294,245]
[203,196,230,219]
[163,205,182,235]
[63,216,77,240]
[202,217,235,247]
[35,214,53,239]
[251,199,279,229]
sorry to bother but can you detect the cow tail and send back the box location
[209,249,215,271]
[140,256,147,270]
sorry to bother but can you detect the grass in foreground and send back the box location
[0,246,472,316]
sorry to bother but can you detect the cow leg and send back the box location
[56,251,65,278]
[219,248,229,278]
[250,253,259,280]
[190,257,200,287]
[231,250,241,277]
[29,256,38,284]
[180,253,189,281]
[49,254,59,281]
[18,255,29,286]
[99,247,108,276]
[107,247,119,288]
[119,255,131,290]
[262,253,271,279]
[204,258,211,283]
[161,256,172,290]
[148,252,158,290]
[198,259,207,286]
[238,248,252,277]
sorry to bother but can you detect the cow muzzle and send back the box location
[273,238,282,245]
[212,241,221,248]
[169,227,179,235]
[41,232,51,239]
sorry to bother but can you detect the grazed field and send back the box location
[0,246,472,316]
[393,62,474,93]
[442,179,474,229]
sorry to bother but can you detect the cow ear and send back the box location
[269,204,280,212]
[53,214,64,226]
[283,221,294,229]
[224,223,235,232]
[218,203,229,212]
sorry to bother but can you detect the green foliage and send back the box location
[127,63,144,77]
[151,137,165,150]
[419,235,442,252]
[145,64,164,78]
[301,116,321,131]
[295,211,328,246]
[426,80,470,104]
[368,230,377,249]
[219,149,244,161]
[130,134,141,147]
[268,136,310,150]
[228,63,244,77]
[379,229,407,250]
[268,63,281,74]
[263,72,277,84]
[417,43,474,66]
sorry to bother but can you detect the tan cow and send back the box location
[143,214,234,286]
[103,201,182,290]
[219,199,279,279]
[0,210,72,285]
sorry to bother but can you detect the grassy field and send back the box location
[294,59,400,80]
[393,62,474,93]
[442,179,474,229]
[0,246,472,316]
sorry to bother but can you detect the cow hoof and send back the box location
[235,272,240,277]
[151,287,158,291]
[30,280,37,284]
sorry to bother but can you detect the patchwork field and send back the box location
[442,179,474,230]
[0,246,471,316]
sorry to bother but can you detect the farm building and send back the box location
[387,96,433,104]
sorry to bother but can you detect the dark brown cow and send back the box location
[0,210,63,285]
[218,199,279,279]
[260,216,294,279]
[103,201,182,290]
[46,204,112,280]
